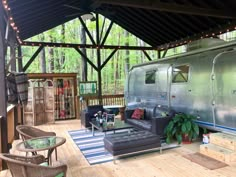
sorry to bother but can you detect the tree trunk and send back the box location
[80,25,87,81]
[39,34,46,73]
[60,24,65,70]
[114,31,121,93]
[139,39,145,63]
[54,48,60,71]
[124,30,130,75]
[48,35,54,73]
[136,37,139,63]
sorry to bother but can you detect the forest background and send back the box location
[15,15,235,95]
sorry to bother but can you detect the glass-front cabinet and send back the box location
[25,73,77,125]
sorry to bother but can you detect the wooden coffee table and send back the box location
[89,119,133,136]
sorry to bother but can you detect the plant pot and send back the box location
[182,134,192,144]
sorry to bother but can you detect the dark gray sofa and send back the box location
[124,106,175,137]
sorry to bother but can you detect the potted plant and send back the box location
[165,113,199,144]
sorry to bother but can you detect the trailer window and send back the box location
[172,65,189,83]
[145,70,156,84]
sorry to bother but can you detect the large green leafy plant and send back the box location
[165,113,199,144]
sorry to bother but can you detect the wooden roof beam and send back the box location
[100,0,236,19]
[21,41,157,50]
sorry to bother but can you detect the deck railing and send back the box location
[77,94,125,117]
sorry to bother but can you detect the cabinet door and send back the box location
[54,78,75,119]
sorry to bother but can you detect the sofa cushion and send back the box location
[126,119,151,131]
[131,108,144,119]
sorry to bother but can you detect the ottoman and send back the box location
[103,130,161,157]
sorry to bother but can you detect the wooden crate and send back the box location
[200,144,236,163]
[210,133,236,151]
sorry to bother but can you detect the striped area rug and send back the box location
[68,129,129,165]
[68,129,179,165]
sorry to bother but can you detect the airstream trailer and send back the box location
[124,38,236,133]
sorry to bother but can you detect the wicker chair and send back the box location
[16,125,57,160]
[0,153,67,177]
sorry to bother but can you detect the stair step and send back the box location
[200,143,236,163]
[210,132,236,151]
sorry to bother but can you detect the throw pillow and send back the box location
[131,108,144,119]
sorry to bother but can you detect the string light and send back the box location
[2,0,23,43]
[4,0,236,51]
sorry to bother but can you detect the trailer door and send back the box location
[213,50,236,131]
[155,64,171,106]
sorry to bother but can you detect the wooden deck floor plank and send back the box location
[1,119,236,177]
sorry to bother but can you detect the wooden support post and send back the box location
[18,45,23,72]
[142,50,152,61]
[99,17,106,43]
[23,45,43,72]
[9,30,16,71]
[158,50,161,59]
[100,49,118,69]
[101,21,114,46]
[74,47,98,71]
[96,13,103,105]
[162,45,169,58]
[78,16,96,45]
[0,3,9,169]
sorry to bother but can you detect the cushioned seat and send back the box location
[104,130,161,156]
[124,106,175,137]
[126,119,151,131]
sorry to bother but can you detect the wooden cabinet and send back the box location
[24,73,77,125]
[23,80,54,126]
[54,77,75,120]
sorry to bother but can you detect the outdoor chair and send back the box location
[0,153,67,177]
[16,125,57,160]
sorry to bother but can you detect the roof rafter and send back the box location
[100,0,236,19]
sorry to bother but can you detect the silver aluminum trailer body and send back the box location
[125,40,236,133]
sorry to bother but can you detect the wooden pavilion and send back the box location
[1,0,236,175]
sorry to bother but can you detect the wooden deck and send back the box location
[1,119,236,177]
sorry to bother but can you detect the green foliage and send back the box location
[165,113,199,144]
[22,15,187,94]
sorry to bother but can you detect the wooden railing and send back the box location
[77,94,125,117]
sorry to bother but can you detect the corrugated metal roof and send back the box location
[6,0,236,48]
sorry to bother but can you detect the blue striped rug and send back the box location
[68,129,179,165]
